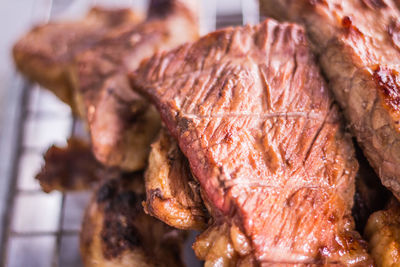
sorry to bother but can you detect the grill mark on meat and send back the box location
[361,0,388,9]
[258,65,273,111]
[388,18,400,51]
[303,102,334,165]
[182,111,326,120]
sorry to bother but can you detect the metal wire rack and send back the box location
[0,0,259,266]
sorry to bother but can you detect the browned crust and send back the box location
[35,138,112,193]
[259,0,400,203]
[365,199,400,267]
[144,128,209,230]
[80,172,186,267]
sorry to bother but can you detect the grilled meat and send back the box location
[13,0,199,171]
[81,172,186,267]
[260,0,400,201]
[130,19,372,265]
[69,0,198,171]
[13,7,141,112]
[365,199,400,267]
[35,138,115,193]
[145,128,209,230]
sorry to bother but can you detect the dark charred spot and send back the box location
[147,0,174,19]
[223,132,234,144]
[341,16,353,28]
[388,19,400,51]
[361,0,387,9]
[341,16,364,37]
[150,188,164,200]
[328,213,338,223]
[373,66,400,112]
[178,117,191,132]
[97,181,117,203]
[101,216,141,259]
[99,181,145,259]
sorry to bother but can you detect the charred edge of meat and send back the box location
[373,66,400,113]
[147,0,197,24]
[361,0,388,9]
[148,0,175,18]
[35,138,107,193]
[97,175,145,259]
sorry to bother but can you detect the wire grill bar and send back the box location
[0,0,259,266]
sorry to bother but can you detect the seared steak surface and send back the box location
[260,0,400,200]
[131,19,371,265]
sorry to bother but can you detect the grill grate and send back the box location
[0,0,259,266]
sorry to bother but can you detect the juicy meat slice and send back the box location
[13,7,141,112]
[81,172,186,267]
[70,0,198,171]
[259,0,400,201]
[35,138,115,193]
[365,198,400,267]
[131,19,372,265]
[145,128,209,230]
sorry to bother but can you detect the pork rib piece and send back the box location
[13,7,141,112]
[131,19,372,265]
[81,172,186,267]
[260,0,400,201]
[70,0,198,171]
[145,128,209,230]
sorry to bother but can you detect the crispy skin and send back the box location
[35,138,115,193]
[144,128,209,230]
[131,20,372,265]
[13,7,141,112]
[365,199,400,267]
[81,172,186,267]
[260,0,400,201]
[70,0,199,171]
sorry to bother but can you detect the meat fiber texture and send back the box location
[69,0,199,171]
[260,0,400,202]
[131,19,372,265]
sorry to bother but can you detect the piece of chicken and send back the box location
[81,172,187,267]
[144,128,209,231]
[13,7,141,112]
